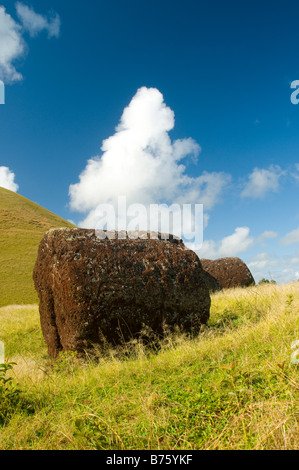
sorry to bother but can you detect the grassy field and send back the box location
[0,282,298,450]
[0,187,74,307]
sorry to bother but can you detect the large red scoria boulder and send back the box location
[200,257,255,289]
[201,270,222,293]
[33,228,211,358]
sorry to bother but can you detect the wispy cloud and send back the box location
[248,251,299,284]
[69,86,231,228]
[0,79,4,103]
[280,227,299,246]
[0,166,19,192]
[241,165,284,199]
[291,163,299,183]
[257,230,278,243]
[0,3,60,83]
[15,2,61,38]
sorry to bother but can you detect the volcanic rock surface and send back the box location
[201,270,222,292]
[200,257,255,289]
[33,228,211,358]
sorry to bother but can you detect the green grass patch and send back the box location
[0,282,298,450]
[0,187,74,307]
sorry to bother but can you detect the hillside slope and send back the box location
[0,187,75,307]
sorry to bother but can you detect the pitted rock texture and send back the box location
[200,257,255,289]
[33,228,211,358]
[202,270,222,293]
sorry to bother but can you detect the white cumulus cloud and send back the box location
[196,226,254,259]
[0,166,19,192]
[69,87,231,229]
[0,5,25,83]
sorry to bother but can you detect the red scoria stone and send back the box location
[200,257,255,290]
[33,228,211,358]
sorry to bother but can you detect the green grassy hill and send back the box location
[0,187,75,307]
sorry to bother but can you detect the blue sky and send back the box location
[1,0,299,283]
